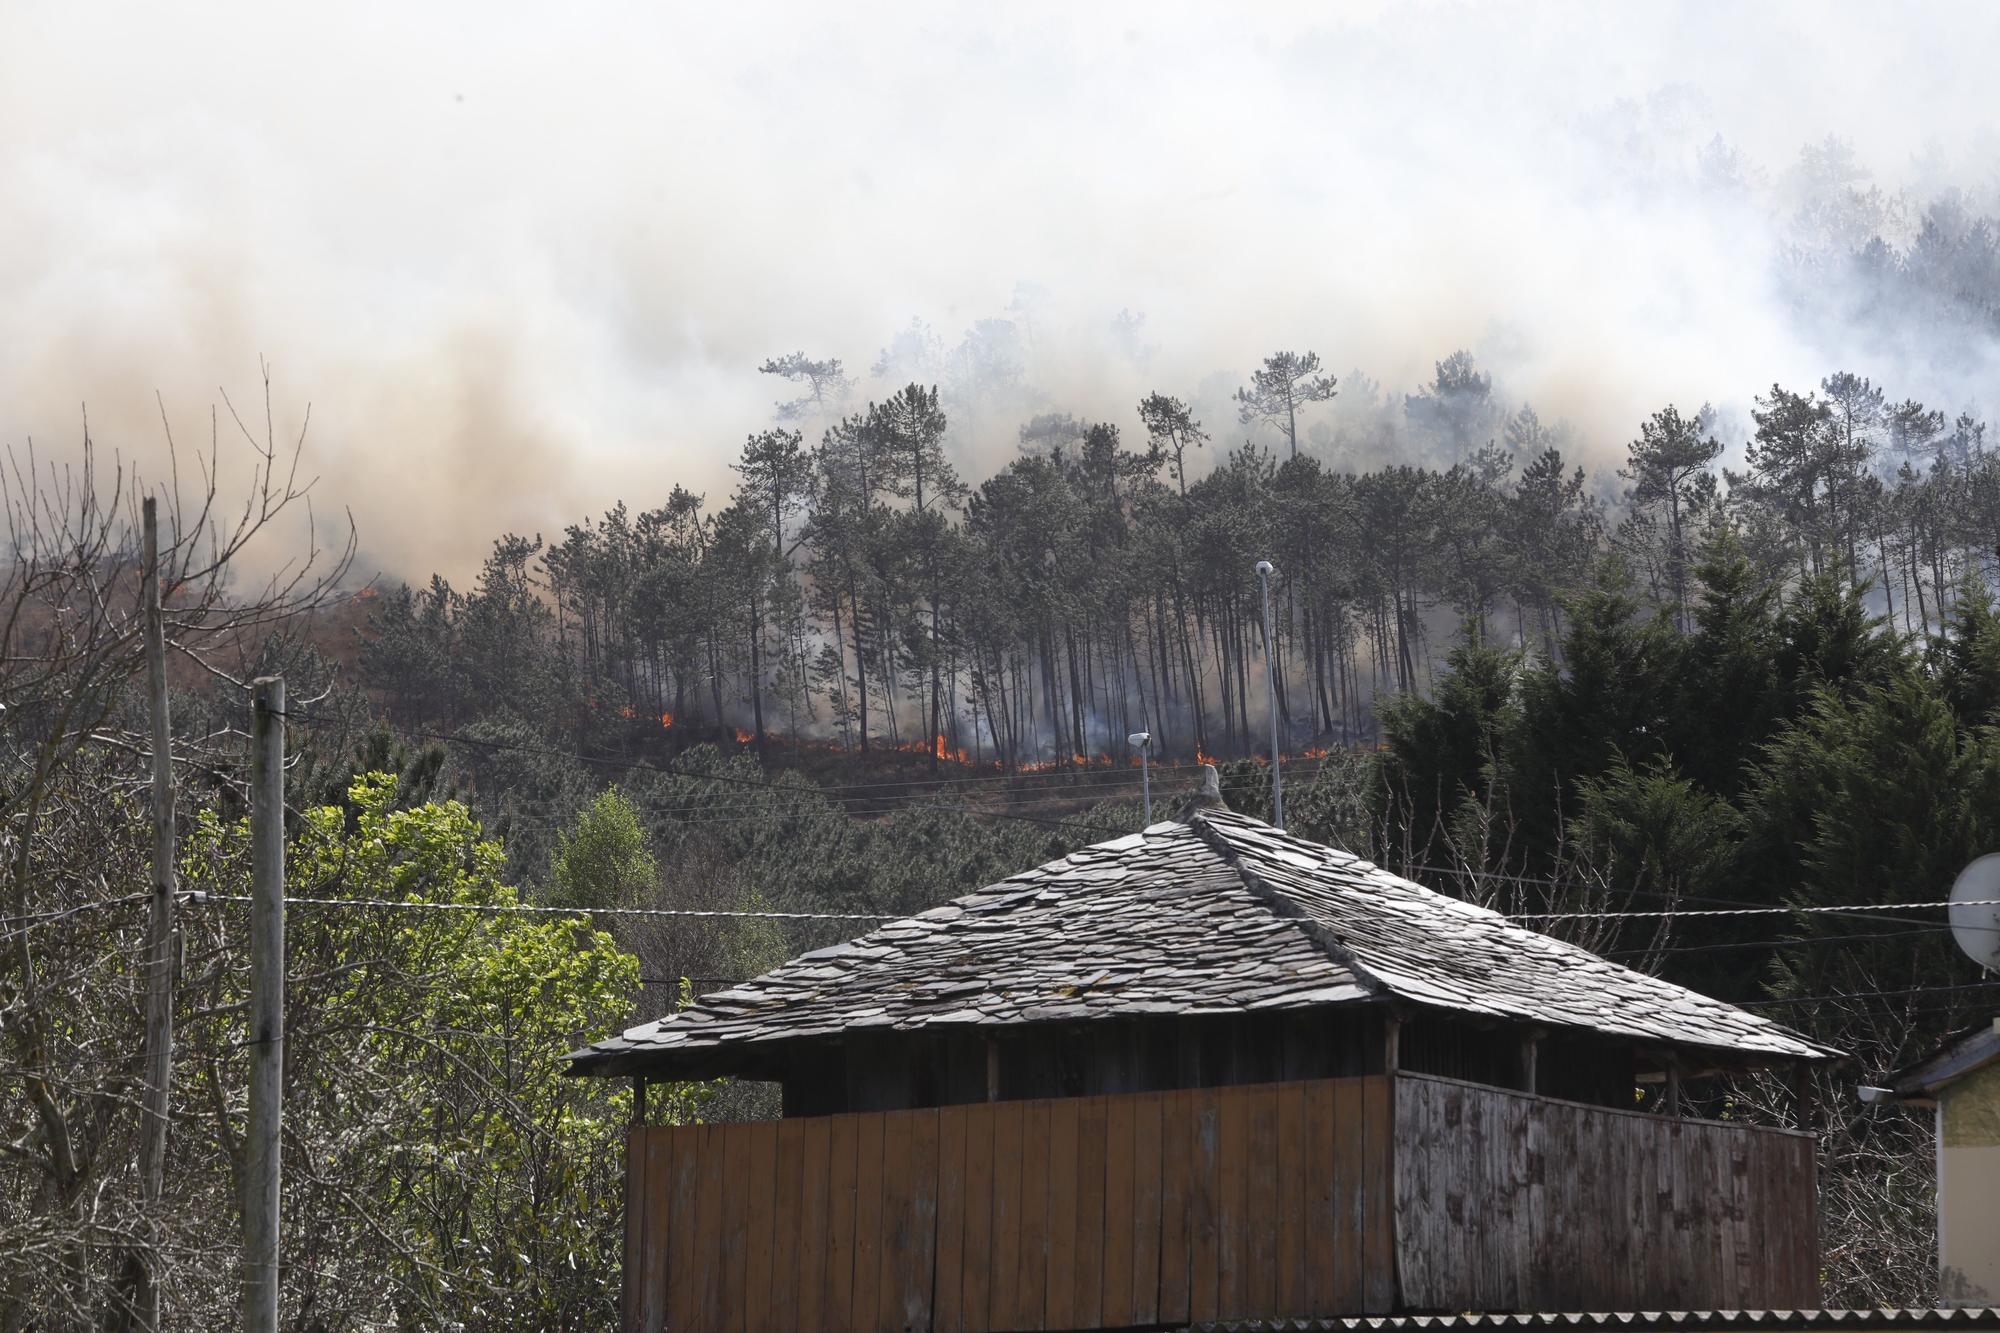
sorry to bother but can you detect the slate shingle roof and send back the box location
[566,808,1836,1076]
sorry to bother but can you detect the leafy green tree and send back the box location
[551,786,659,910]
[180,776,649,1327]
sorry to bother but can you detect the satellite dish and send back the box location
[1948,854,2000,973]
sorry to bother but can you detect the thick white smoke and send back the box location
[4,1,1999,579]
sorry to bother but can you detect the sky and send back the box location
[5,2,2000,581]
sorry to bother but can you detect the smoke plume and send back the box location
[5,2,2000,579]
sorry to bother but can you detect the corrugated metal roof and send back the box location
[1176,1304,2000,1328]
[566,809,1837,1076]
[1185,1312,2000,1333]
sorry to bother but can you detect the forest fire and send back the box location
[886,733,974,763]
[602,695,1356,772]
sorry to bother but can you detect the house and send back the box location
[567,806,1839,1333]
[1873,1017,2000,1305]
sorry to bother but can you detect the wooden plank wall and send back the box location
[624,1075,1393,1333]
[1392,1073,1819,1314]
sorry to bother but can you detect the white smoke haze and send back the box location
[5,1,2000,579]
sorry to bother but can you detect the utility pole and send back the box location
[137,496,175,1329]
[1256,560,1284,829]
[244,676,285,1333]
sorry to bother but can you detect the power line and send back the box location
[187,891,892,923]
[1738,979,2000,1009]
[1603,925,1947,959]
[176,887,2000,929]
[0,893,149,931]
[1509,897,2000,922]
[1405,863,1949,927]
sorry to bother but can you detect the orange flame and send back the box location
[735,728,754,744]
[659,711,675,728]
[1196,748,1219,766]
[618,706,636,720]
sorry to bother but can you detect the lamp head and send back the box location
[1127,731,1151,749]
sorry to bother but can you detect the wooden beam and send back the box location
[1383,1016,1402,1075]
[1520,1029,1542,1095]
[1790,1062,1815,1132]
[633,1075,648,1128]
[985,1038,1000,1102]
[1665,1066,1682,1118]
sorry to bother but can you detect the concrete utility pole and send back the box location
[137,497,175,1329]
[244,676,285,1333]
[1256,560,1284,829]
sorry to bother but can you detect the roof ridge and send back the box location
[1189,809,1841,1063]
[1186,811,1395,1004]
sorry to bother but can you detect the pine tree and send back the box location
[1236,351,1338,458]
[1620,405,1722,629]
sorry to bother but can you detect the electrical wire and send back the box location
[1736,978,2000,1009]
[186,891,891,923]
[1508,897,2000,921]
[174,887,2000,928]
[1602,925,1948,958]
[0,893,150,929]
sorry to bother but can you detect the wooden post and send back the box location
[1665,1066,1682,1118]
[243,677,284,1333]
[137,497,176,1329]
[1520,1030,1540,1095]
[633,1076,648,1128]
[985,1038,1001,1102]
[1383,1016,1401,1075]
